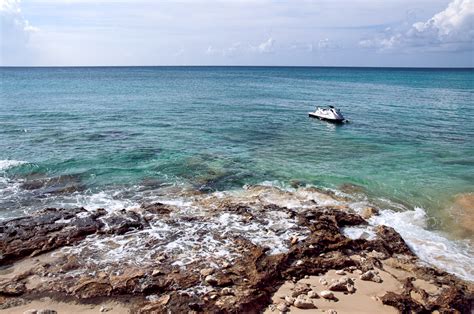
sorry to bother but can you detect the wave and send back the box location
[0,160,28,171]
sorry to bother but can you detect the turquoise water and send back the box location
[1,67,473,226]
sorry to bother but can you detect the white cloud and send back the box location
[205,38,274,56]
[359,0,474,51]
[254,37,275,53]
[1,0,39,64]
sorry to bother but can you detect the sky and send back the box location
[1,0,473,67]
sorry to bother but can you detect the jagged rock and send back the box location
[0,282,27,296]
[294,295,316,309]
[205,275,218,286]
[360,270,383,283]
[360,207,379,219]
[200,268,215,277]
[291,282,311,297]
[0,207,105,264]
[221,287,234,296]
[320,290,335,300]
[328,277,355,293]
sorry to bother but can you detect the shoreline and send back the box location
[0,185,473,313]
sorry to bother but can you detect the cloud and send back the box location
[254,37,275,53]
[206,38,274,57]
[1,0,39,64]
[359,0,474,52]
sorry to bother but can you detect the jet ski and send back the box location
[308,105,346,123]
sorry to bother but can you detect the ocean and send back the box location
[1,66,473,280]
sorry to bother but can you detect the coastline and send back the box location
[1,185,472,313]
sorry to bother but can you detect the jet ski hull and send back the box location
[308,112,345,123]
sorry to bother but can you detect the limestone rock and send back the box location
[294,295,316,309]
[360,270,383,283]
[291,282,311,297]
[308,290,319,299]
[360,206,379,219]
[284,296,295,305]
[320,290,335,300]
[276,303,288,313]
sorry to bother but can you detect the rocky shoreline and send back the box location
[0,185,473,313]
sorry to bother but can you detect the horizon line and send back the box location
[1,65,473,69]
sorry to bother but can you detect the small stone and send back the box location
[328,277,354,293]
[100,306,112,312]
[209,294,219,300]
[304,275,310,279]
[319,278,329,286]
[276,303,288,312]
[327,310,338,314]
[205,275,218,286]
[347,284,356,293]
[295,260,304,266]
[200,268,215,277]
[335,270,345,275]
[37,310,57,314]
[290,237,299,245]
[222,262,231,268]
[308,290,319,298]
[152,269,164,276]
[360,270,383,283]
[23,310,37,314]
[320,290,335,300]
[221,287,234,296]
[284,296,295,305]
[294,295,316,309]
[361,206,379,219]
[291,282,311,297]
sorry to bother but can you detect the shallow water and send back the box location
[1,66,473,280]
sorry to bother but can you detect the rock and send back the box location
[221,287,234,296]
[294,295,316,309]
[328,277,355,293]
[319,278,329,286]
[295,260,304,266]
[290,237,299,245]
[320,290,335,300]
[37,310,57,314]
[23,310,37,314]
[152,269,164,276]
[335,270,346,275]
[360,270,383,283]
[99,306,112,312]
[200,268,215,277]
[327,310,338,314]
[284,296,295,305]
[291,282,311,297]
[308,290,319,298]
[0,207,105,264]
[360,206,379,219]
[276,303,288,312]
[204,275,218,286]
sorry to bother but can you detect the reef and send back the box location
[0,185,472,313]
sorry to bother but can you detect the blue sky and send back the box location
[1,0,473,66]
